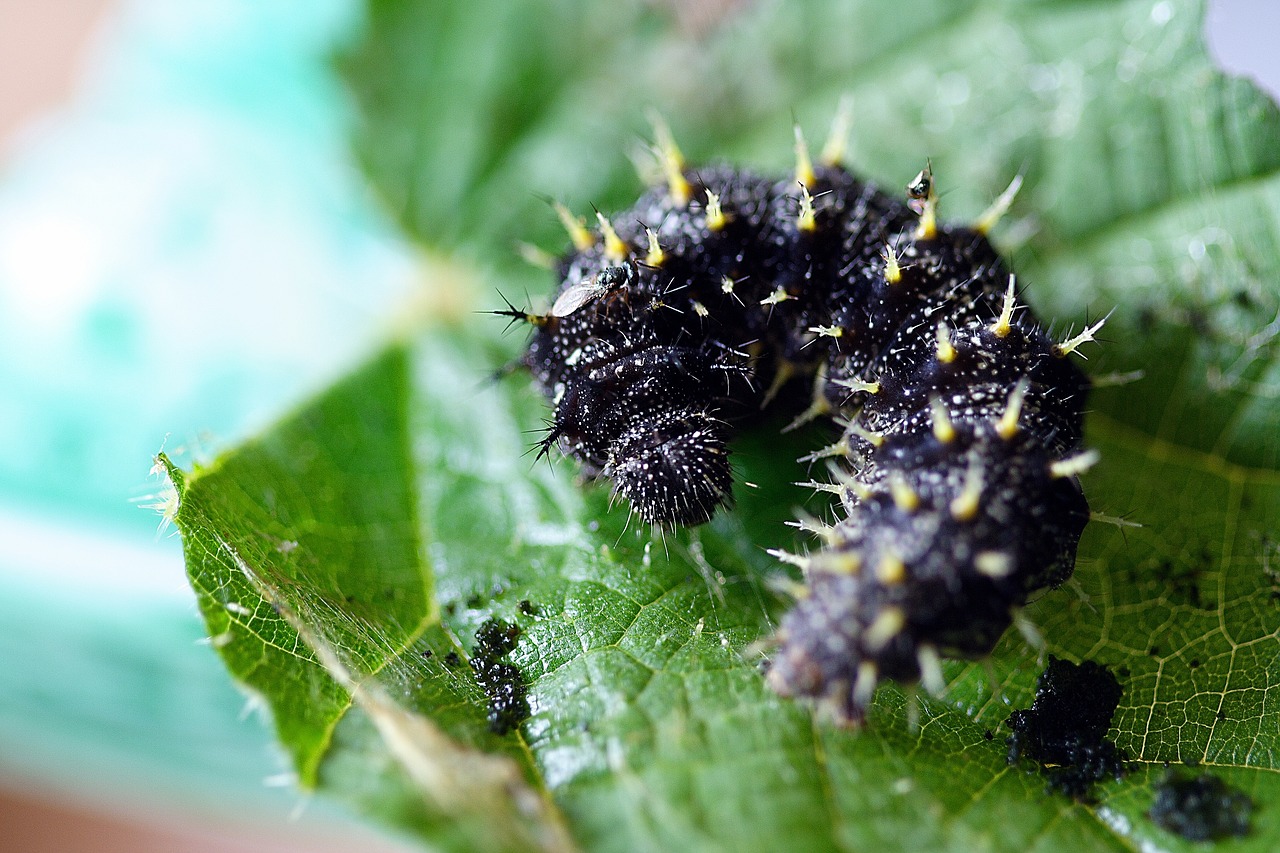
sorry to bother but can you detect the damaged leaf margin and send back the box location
[160,345,576,853]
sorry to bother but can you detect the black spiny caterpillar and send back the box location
[497,114,1106,724]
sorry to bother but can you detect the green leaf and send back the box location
[170,0,1280,850]
[164,350,572,853]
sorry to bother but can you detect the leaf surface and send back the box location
[172,1,1280,850]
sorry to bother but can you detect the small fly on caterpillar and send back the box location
[550,265,631,317]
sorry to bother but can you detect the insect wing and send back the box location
[551,280,603,317]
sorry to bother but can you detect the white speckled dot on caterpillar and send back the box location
[495,110,1105,725]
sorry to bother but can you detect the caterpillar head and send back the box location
[605,407,732,527]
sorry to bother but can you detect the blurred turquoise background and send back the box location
[0,0,416,845]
